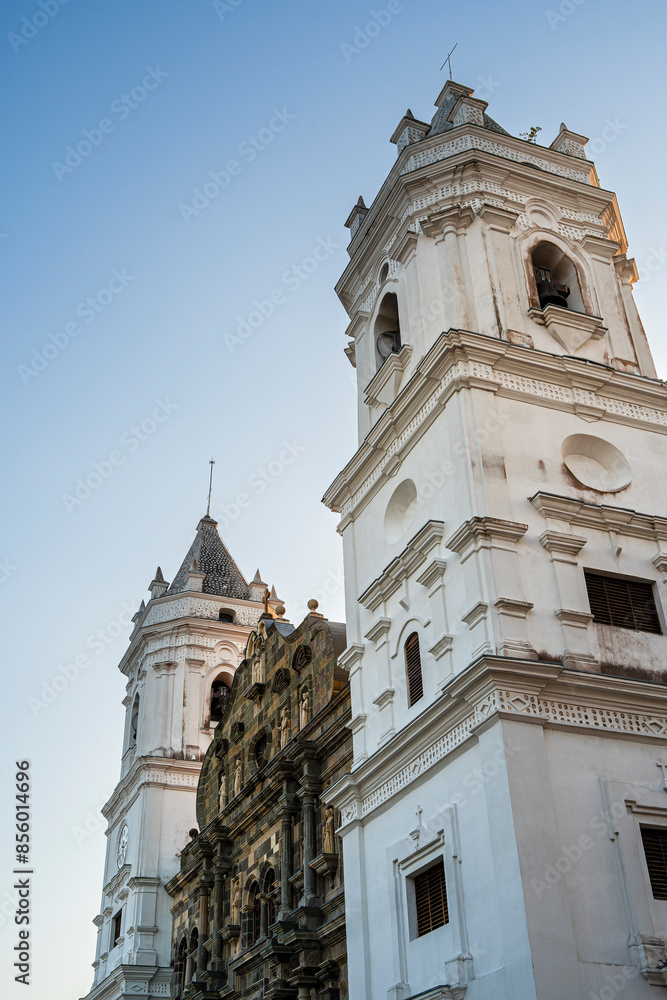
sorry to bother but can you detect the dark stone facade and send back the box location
[166,609,351,999]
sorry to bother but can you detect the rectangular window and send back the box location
[111,910,123,948]
[584,572,662,634]
[641,827,667,900]
[413,858,449,937]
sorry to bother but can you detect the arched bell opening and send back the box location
[373,292,401,370]
[530,241,584,312]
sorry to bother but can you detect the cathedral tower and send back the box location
[81,516,268,1000]
[324,82,667,998]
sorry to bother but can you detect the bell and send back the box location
[536,279,570,310]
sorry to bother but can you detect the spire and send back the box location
[167,515,250,599]
[249,568,267,603]
[149,566,169,600]
[345,196,369,240]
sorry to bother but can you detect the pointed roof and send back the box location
[167,515,250,599]
[428,80,510,139]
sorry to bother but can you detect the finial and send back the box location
[308,599,319,611]
[155,566,164,582]
[275,604,286,618]
[206,458,215,517]
[440,41,458,80]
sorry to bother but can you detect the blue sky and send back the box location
[1,1,665,997]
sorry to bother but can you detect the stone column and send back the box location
[210,864,225,969]
[196,882,211,977]
[258,894,269,939]
[303,792,315,902]
[279,810,292,917]
[299,779,320,907]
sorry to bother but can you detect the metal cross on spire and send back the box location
[440,42,458,80]
[206,458,215,516]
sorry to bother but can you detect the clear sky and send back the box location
[1,1,665,997]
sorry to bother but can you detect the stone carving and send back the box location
[233,757,242,797]
[280,707,291,749]
[323,806,336,855]
[218,772,228,811]
[299,690,310,731]
[272,667,290,693]
[232,879,240,924]
[291,644,313,671]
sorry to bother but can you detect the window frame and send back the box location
[111,909,123,949]
[584,570,663,635]
[410,856,449,939]
[404,632,424,707]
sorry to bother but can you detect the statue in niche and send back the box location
[299,689,310,731]
[280,707,291,748]
[210,679,229,721]
[218,771,228,811]
[232,879,240,925]
[322,806,336,855]
[233,757,242,796]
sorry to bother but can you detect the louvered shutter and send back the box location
[641,827,667,900]
[414,858,449,936]
[405,633,423,706]
[585,572,661,634]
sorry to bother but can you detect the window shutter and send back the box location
[405,632,423,706]
[641,827,667,900]
[414,858,449,936]
[585,572,661,634]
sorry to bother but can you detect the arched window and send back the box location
[530,241,584,313]
[264,869,276,930]
[186,928,198,986]
[405,633,423,706]
[249,881,261,944]
[218,609,235,623]
[374,292,401,370]
[210,676,231,723]
[129,695,140,747]
[174,936,187,998]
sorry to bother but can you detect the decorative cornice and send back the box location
[364,618,392,645]
[532,492,667,542]
[447,517,528,556]
[461,601,488,629]
[494,598,534,619]
[323,331,667,520]
[337,644,365,675]
[417,558,448,591]
[428,633,453,661]
[364,344,413,407]
[359,521,445,611]
[539,529,588,557]
[102,757,202,820]
[555,608,594,628]
[103,864,131,898]
[326,656,667,828]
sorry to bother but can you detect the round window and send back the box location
[561,434,631,492]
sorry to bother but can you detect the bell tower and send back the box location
[324,80,667,998]
[81,515,268,1000]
